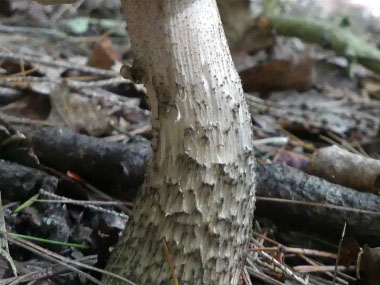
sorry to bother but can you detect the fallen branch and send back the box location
[14,124,151,199]
[267,14,380,74]
[256,163,380,242]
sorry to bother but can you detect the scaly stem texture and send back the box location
[104,0,256,284]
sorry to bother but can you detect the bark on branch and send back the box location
[256,163,380,242]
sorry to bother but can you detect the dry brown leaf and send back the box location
[239,55,314,93]
[49,85,149,136]
[88,37,121,70]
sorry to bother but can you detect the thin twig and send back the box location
[3,232,137,285]
[297,254,350,285]
[0,256,96,285]
[36,199,133,206]
[162,239,179,285]
[0,51,118,77]
[39,189,129,220]
[252,137,289,146]
[3,233,102,285]
[0,24,67,39]
[246,258,285,285]
[334,223,346,285]
[256,196,380,216]
[252,239,309,285]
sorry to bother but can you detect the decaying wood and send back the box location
[14,124,151,199]
[5,122,379,246]
[0,160,57,201]
[0,87,23,105]
[307,145,380,194]
[104,0,256,284]
[5,122,378,244]
[256,163,380,242]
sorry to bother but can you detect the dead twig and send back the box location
[0,51,118,77]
